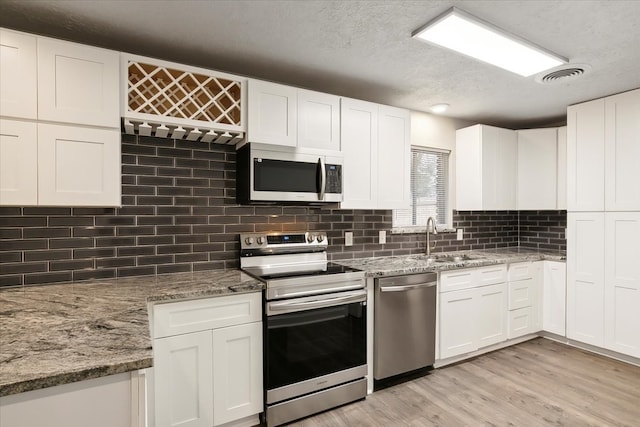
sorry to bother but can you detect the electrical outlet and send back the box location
[345,231,353,246]
[456,228,464,240]
[379,230,386,244]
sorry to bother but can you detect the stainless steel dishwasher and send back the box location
[374,272,437,380]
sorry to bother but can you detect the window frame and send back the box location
[392,146,451,233]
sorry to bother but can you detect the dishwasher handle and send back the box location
[379,281,436,292]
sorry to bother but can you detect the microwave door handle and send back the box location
[317,157,326,200]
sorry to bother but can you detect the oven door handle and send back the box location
[379,281,437,292]
[267,290,366,315]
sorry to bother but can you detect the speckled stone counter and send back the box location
[334,247,566,277]
[0,270,263,397]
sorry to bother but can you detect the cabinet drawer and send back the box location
[153,292,261,338]
[508,278,535,310]
[508,306,534,339]
[508,262,534,281]
[476,265,507,286]
[439,269,475,292]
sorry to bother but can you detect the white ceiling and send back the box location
[2,0,639,128]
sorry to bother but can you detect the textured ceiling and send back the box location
[1,0,639,128]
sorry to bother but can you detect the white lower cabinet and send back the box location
[152,293,263,427]
[212,323,263,426]
[439,265,508,359]
[439,287,477,358]
[0,371,145,427]
[543,261,567,336]
[507,262,542,339]
[155,331,214,427]
[604,212,640,358]
[476,283,509,348]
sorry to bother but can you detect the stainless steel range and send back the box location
[240,232,367,427]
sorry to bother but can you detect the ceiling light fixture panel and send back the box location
[429,103,449,113]
[413,7,567,77]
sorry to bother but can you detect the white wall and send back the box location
[410,111,473,219]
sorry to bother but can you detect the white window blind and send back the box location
[393,147,450,229]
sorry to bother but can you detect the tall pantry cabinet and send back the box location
[566,88,640,358]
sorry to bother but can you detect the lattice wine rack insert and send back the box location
[126,61,243,131]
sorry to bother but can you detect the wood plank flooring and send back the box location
[288,338,640,426]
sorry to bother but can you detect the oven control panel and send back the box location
[240,232,327,252]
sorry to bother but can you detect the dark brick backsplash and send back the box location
[0,134,566,287]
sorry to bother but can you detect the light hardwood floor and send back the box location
[288,338,640,426]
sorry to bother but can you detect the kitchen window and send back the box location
[393,147,450,231]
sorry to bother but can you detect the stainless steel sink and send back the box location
[435,254,480,263]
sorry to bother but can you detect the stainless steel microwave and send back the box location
[236,144,343,204]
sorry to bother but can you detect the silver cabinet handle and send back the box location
[318,157,326,200]
[379,282,437,292]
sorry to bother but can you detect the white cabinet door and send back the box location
[37,123,120,206]
[0,29,37,119]
[604,212,640,357]
[0,373,134,427]
[493,127,518,210]
[212,322,263,426]
[604,88,640,211]
[0,119,37,205]
[154,331,214,427]
[476,283,508,348]
[247,79,297,147]
[508,307,535,339]
[455,124,517,210]
[439,288,477,359]
[567,212,605,347]
[556,126,567,210]
[377,105,410,209]
[517,128,558,210]
[297,89,340,151]
[543,261,567,336]
[340,98,378,209]
[566,99,605,211]
[37,37,119,128]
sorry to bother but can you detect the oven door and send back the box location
[265,289,367,404]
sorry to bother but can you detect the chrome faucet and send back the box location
[425,216,438,256]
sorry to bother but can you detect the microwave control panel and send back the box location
[326,164,342,194]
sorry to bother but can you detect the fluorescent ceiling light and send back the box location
[429,103,449,114]
[413,8,567,77]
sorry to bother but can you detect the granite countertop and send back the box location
[334,247,566,277]
[0,270,263,397]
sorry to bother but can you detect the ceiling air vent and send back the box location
[535,64,591,84]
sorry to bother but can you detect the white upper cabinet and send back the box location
[517,128,558,210]
[340,98,378,209]
[604,212,640,358]
[566,98,605,211]
[247,79,297,146]
[0,29,37,119]
[456,124,517,210]
[377,105,410,209]
[37,124,121,206]
[0,119,38,205]
[247,80,342,151]
[556,126,567,210]
[297,89,340,151]
[37,36,119,128]
[340,100,410,209]
[566,212,605,347]
[604,88,640,211]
